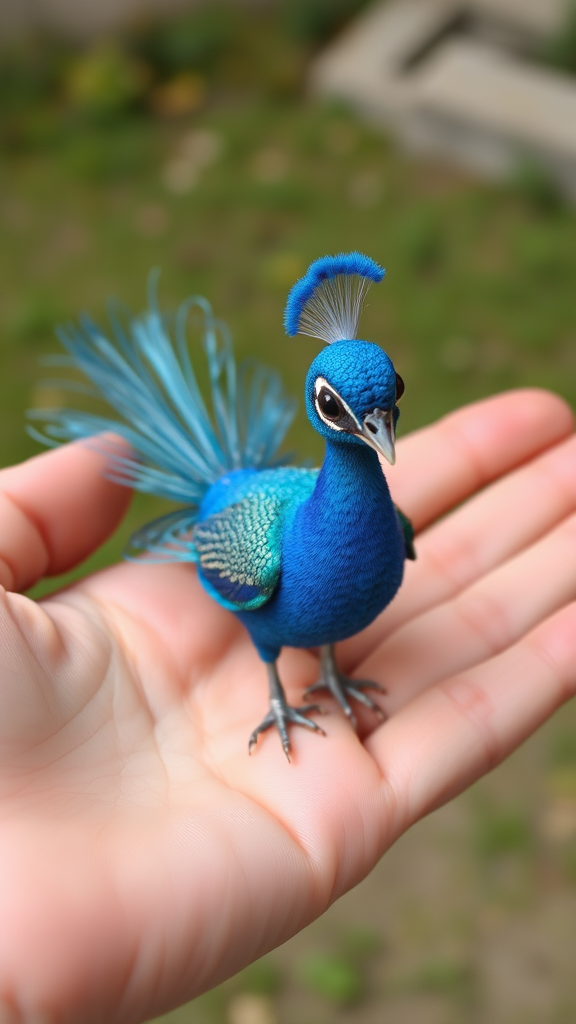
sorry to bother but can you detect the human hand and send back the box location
[1,389,575,1024]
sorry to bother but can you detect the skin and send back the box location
[1,388,576,1024]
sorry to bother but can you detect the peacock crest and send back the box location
[283,251,385,345]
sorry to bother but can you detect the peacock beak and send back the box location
[359,408,396,465]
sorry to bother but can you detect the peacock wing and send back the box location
[125,507,199,562]
[394,504,416,561]
[193,494,283,611]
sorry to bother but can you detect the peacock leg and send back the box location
[248,662,326,761]
[304,644,386,732]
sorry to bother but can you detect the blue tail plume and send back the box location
[28,284,297,521]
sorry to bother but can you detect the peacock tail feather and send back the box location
[28,281,297,558]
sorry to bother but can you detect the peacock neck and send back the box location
[307,436,393,523]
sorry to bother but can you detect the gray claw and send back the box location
[304,646,387,732]
[352,679,386,693]
[249,664,326,760]
[304,681,328,697]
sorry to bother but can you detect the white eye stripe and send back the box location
[313,376,362,433]
[314,376,332,398]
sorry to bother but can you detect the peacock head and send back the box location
[284,252,404,465]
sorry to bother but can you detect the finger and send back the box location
[343,404,576,667]
[366,602,576,838]
[0,442,132,592]
[389,389,573,530]
[358,510,576,710]
[389,432,576,629]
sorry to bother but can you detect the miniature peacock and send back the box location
[30,252,415,759]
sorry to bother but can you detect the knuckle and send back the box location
[441,676,500,770]
[453,588,510,655]
[420,527,480,593]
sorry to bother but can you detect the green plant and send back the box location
[236,958,281,995]
[415,956,471,994]
[473,803,534,860]
[298,953,364,1004]
[280,0,371,46]
[541,4,576,75]
[512,157,565,214]
[132,6,236,79]
[396,206,444,272]
[64,40,149,120]
[548,730,576,769]
[341,926,381,957]
[0,37,66,114]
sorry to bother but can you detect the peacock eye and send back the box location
[317,386,342,421]
[395,372,405,402]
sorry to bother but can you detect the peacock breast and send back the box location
[244,443,406,652]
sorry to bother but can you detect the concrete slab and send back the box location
[412,39,576,161]
[310,1,461,129]
[466,0,568,40]
[406,39,576,198]
[310,0,576,202]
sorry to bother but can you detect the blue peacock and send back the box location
[30,252,415,759]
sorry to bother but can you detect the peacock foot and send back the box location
[304,644,387,732]
[249,662,326,761]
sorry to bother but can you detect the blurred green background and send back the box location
[1,2,576,1021]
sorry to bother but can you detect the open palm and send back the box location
[1,389,576,1024]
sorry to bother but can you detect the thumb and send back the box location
[0,440,132,592]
